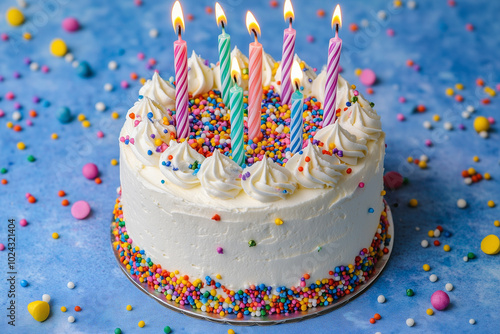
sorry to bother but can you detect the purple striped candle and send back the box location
[281,0,296,105]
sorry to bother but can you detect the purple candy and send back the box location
[82,163,99,180]
[62,17,80,32]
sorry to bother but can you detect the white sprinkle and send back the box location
[95,102,106,112]
[423,121,432,129]
[68,316,75,323]
[469,319,475,325]
[463,256,469,262]
[421,240,429,248]
[65,53,74,63]
[406,318,415,327]
[377,10,387,20]
[415,227,420,231]
[464,177,472,185]
[12,111,22,121]
[67,281,75,289]
[462,111,470,119]
[466,105,475,113]
[407,0,417,9]
[108,61,118,71]
[30,62,39,71]
[457,199,467,209]
[445,283,454,291]
[429,274,438,282]
[104,83,114,92]
[479,131,489,138]
[42,294,51,302]
[361,19,369,28]
[17,0,27,8]
[375,332,382,334]
[420,154,429,162]
[149,28,159,38]
[72,60,79,68]
[377,295,386,303]
[444,122,453,130]
[434,229,441,237]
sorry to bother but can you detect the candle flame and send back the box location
[331,4,342,29]
[283,0,295,22]
[291,60,303,88]
[215,2,227,28]
[171,1,185,34]
[246,11,261,37]
[231,57,241,80]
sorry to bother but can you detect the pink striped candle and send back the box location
[171,1,189,139]
[281,0,296,106]
[246,11,262,142]
[323,4,343,127]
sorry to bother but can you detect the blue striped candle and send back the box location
[290,89,303,154]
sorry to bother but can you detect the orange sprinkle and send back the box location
[374,313,382,320]
[29,110,37,117]
[305,156,311,162]
[28,196,36,203]
[13,125,22,132]
[317,9,326,17]
[75,306,81,312]
[1,179,7,185]
[61,199,69,206]
[95,177,102,184]
[455,94,464,102]
[205,6,213,14]
[349,23,359,32]
[406,59,414,67]
[187,14,194,21]
[298,166,304,172]
[129,113,135,119]
[58,190,66,197]
[130,72,138,80]
[476,78,485,86]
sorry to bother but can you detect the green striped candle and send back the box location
[229,60,245,166]
[216,3,231,106]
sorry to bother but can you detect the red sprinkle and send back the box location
[212,214,221,221]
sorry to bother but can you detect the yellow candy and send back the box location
[426,308,434,316]
[216,274,222,279]
[473,156,479,162]
[7,122,13,129]
[111,111,119,119]
[228,329,236,334]
[418,160,427,169]
[488,200,496,208]
[407,156,413,163]
[409,199,418,207]
[6,7,25,26]
[354,68,362,76]
[455,83,464,90]
[423,264,430,271]
[484,86,496,97]
[111,159,118,166]
[443,244,451,252]
[428,230,434,238]
[52,232,59,239]
[60,306,67,312]
[468,167,476,175]
[82,120,91,128]
[17,142,26,150]
[27,300,50,322]
[494,220,500,227]
[77,114,86,121]
[445,88,454,96]
[126,305,132,311]
[484,173,491,180]
[381,190,386,196]
[473,116,490,133]
[138,320,145,328]
[432,114,440,122]
[50,38,68,57]
[23,32,32,40]
[481,235,500,255]
[275,218,284,225]
[51,133,58,140]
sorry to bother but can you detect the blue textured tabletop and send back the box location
[1,0,499,333]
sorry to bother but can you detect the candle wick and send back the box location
[221,21,225,32]
[177,25,182,40]
[233,75,237,84]
[289,17,293,29]
[252,29,258,43]
[335,24,339,38]
[295,81,300,92]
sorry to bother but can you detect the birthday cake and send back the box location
[112,45,390,317]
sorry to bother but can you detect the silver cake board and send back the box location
[111,203,394,326]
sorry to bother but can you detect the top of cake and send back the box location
[119,47,383,203]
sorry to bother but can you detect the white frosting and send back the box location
[124,96,174,136]
[314,122,368,166]
[311,70,350,108]
[339,102,382,141]
[159,141,205,189]
[214,46,249,91]
[262,50,278,89]
[241,158,296,202]
[139,72,176,111]
[285,143,347,189]
[272,54,317,96]
[187,51,214,97]
[197,150,242,200]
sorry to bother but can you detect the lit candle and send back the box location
[229,58,245,166]
[171,1,189,139]
[290,60,304,154]
[215,3,231,107]
[281,0,296,106]
[323,4,342,127]
[245,11,262,142]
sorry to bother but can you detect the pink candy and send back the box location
[360,69,376,86]
[20,219,28,227]
[431,290,450,310]
[82,163,99,180]
[62,17,80,32]
[71,200,91,220]
[397,113,405,121]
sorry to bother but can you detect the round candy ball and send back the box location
[50,38,68,57]
[76,61,92,78]
[360,68,376,86]
[481,234,500,255]
[473,116,490,133]
[431,290,450,310]
[56,107,72,124]
[6,7,25,26]
[82,163,99,180]
[71,201,91,220]
[20,279,29,287]
[62,17,80,32]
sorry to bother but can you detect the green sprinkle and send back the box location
[27,155,36,162]
[467,252,476,259]
[114,329,122,334]
[406,289,414,297]
[164,326,172,334]
[0,168,7,174]
[248,240,256,247]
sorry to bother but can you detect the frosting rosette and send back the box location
[314,122,368,166]
[339,102,382,141]
[138,72,176,111]
[285,143,347,189]
[125,96,175,138]
[187,51,214,97]
[241,158,296,202]
[197,150,242,199]
[159,141,205,188]
[214,46,249,91]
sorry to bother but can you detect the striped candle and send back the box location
[230,83,244,166]
[290,89,304,154]
[218,32,231,106]
[248,41,262,141]
[323,5,343,127]
[174,39,189,139]
[281,0,296,105]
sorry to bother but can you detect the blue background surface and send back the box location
[1,0,499,333]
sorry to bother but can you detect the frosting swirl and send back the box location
[124,96,175,137]
[139,72,176,111]
[262,50,278,89]
[214,46,249,91]
[129,99,175,166]
[314,122,368,166]
[159,141,205,188]
[339,102,382,141]
[241,158,296,202]
[311,70,350,108]
[285,143,346,189]
[197,150,242,199]
[272,54,317,96]
[188,51,214,97]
